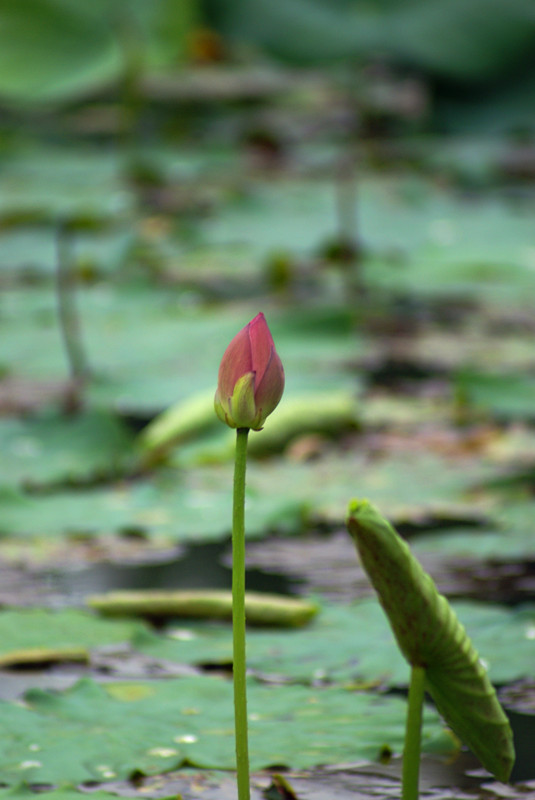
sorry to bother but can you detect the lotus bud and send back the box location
[214,312,285,431]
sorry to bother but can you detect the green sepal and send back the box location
[230,371,259,429]
[346,498,515,783]
[214,372,260,430]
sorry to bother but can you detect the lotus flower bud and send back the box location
[214,312,285,430]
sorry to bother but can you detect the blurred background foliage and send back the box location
[0,0,534,131]
[1,0,535,531]
[1,2,535,790]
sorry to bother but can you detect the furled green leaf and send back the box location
[89,589,318,627]
[138,389,359,465]
[137,391,218,465]
[346,499,515,782]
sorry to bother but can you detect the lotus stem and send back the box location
[56,223,89,384]
[402,664,426,800]
[232,427,251,800]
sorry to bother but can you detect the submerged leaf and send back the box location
[346,499,515,783]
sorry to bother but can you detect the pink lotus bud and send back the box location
[214,312,285,430]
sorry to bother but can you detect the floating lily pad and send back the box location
[456,370,535,420]
[199,175,535,304]
[0,410,135,490]
[0,676,454,784]
[0,289,360,413]
[0,599,531,691]
[412,521,535,561]
[0,438,508,541]
[0,788,155,800]
[0,150,129,227]
[135,599,535,688]
[0,1,120,104]
[0,609,145,667]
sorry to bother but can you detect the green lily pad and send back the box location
[0,481,229,541]
[0,600,531,690]
[0,1,120,105]
[199,175,535,304]
[0,289,360,413]
[412,503,535,561]
[0,410,135,490]
[0,788,154,800]
[0,441,505,541]
[456,370,535,420]
[242,449,499,526]
[0,676,454,783]
[248,600,535,687]
[138,600,408,684]
[0,609,145,667]
[412,525,534,561]
[135,599,535,688]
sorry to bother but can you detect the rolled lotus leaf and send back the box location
[88,589,318,628]
[138,389,359,465]
[137,390,217,465]
[346,498,515,783]
[247,390,359,455]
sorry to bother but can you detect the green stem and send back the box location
[56,223,89,384]
[232,427,251,800]
[402,665,426,800]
